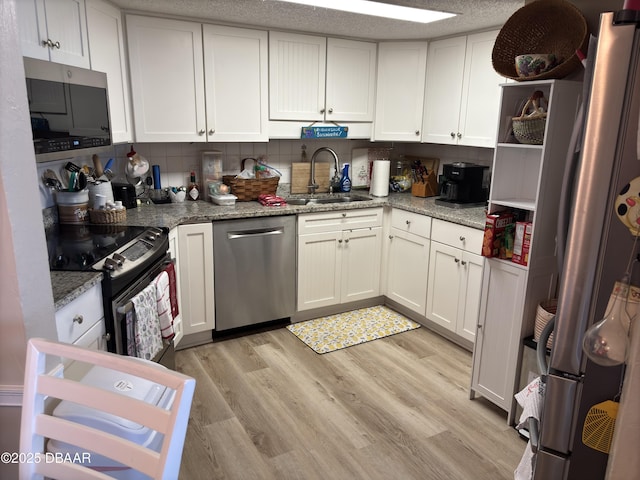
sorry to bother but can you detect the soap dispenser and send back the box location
[340,163,352,192]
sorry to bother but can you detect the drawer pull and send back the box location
[461,260,467,266]
[388,235,394,240]
[454,258,460,263]
[459,236,465,241]
[406,220,411,225]
[338,239,343,243]
[73,314,83,325]
[344,238,349,244]
[342,213,347,217]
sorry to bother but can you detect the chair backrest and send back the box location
[19,338,195,480]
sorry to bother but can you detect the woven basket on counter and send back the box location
[88,208,126,224]
[222,157,279,202]
[512,91,547,145]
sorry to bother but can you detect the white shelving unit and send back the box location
[471,79,583,423]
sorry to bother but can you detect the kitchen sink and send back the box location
[286,194,373,205]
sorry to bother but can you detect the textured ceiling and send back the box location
[109,0,525,40]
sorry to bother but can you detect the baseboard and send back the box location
[291,296,384,323]
[0,385,23,407]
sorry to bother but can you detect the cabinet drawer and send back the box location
[431,218,483,254]
[390,209,431,238]
[298,208,383,234]
[55,283,104,344]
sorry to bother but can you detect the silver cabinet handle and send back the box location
[415,130,420,136]
[320,108,325,114]
[53,40,60,49]
[457,132,462,139]
[198,129,205,135]
[406,220,411,225]
[42,39,52,47]
[454,258,460,263]
[388,235,394,239]
[338,239,343,243]
[477,323,483,329]
[208,129,215,135]
[342,212,347,217]
[450,132,456,138]
[73,314,83,324]
[459,236,465,241]
[328,108,333,114]
[104,332,111,341]
[344,238,349,244]
[461,260,467,266]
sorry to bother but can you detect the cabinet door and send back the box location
[341,227,382,302]
[297,231,341,311]
[373,41,427,141]
[457,251,484,342]
[126,15,206,142]
[426,241,461,331]
[178,223,215,335]
[458,30,503,148]
[17,0,90,68]
[386,227,430,316]
[326,38,376,122]
[421,36,466,145]
[203,25,268,142]
[168,228,183,347]
[269,31,326,121]
[86,0,132,144]
[471,259,526,411]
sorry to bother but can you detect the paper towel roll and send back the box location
[369,160,390,197]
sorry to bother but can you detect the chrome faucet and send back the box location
[309,147,341,194]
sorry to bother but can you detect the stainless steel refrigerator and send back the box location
[533,8,640,480]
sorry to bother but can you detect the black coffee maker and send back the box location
[436,162,489,208]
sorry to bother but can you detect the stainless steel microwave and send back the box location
[23,57,112,162]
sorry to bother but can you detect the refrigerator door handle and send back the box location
[539,374,579,454]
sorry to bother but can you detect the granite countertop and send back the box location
[119,192,487,230]
[52,192,487,308]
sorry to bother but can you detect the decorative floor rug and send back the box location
[286,305,421,354]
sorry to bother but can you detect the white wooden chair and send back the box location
[19,338,195,480]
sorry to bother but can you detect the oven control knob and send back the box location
[104,257,120,271]
[113,253,125,266]
[145,233,157,241]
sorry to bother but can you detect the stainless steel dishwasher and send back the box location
[213,215,296,331]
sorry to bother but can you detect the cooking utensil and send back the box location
[65,161,81,173]
[77,171,87,191]
[68,171,78,192]
[92,154,104,179]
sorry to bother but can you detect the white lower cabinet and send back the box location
[471,259,527,413]
[177,223,215,338]
[167,227,183,347]
[426,219,484,343]
[55,282,105,347]
[385,210,431,316]
[297,209,383,311]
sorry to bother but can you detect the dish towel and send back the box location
[164,262,179,319]
[514,376,543,480]
[154,270,175,340]
[130,283,163,361]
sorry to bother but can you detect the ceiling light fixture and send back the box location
[275,0,456,24]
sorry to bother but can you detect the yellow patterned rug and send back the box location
[286,305,421,354]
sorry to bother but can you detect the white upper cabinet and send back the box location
[127,16,268,142]
[86,0,132,144]
[269,32,376,122]
[422,30,503,147]
[202,24,268,142]
[17,0,90,68]
[325,38,377,122]
[127,15,205,142]
[373,41,428,142]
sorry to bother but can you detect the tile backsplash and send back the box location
[37,139,494,209]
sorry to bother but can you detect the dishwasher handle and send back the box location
[227,227,284,240]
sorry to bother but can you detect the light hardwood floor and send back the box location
[176,324,524,479]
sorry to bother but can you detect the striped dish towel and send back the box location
[154,270,175,340]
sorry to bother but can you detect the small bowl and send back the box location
[169,190,186,203]
[515,54,560,78]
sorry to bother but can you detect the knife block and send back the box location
[290,163,331,194]
[411,171,438,198]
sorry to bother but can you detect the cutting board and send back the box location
[290,163,331,194]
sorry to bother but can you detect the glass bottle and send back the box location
[188,171,199,201]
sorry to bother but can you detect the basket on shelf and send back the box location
[492,0,588,81]
[534,298,557,349]
[88,208,126,224]
[222,157,280,202]
[512,91,547,145]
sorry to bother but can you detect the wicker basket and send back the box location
[222,158,280,202]
[534,299,557,350]
[512,92,547,145]
[88,208,127,224]
[492,0,588,81]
